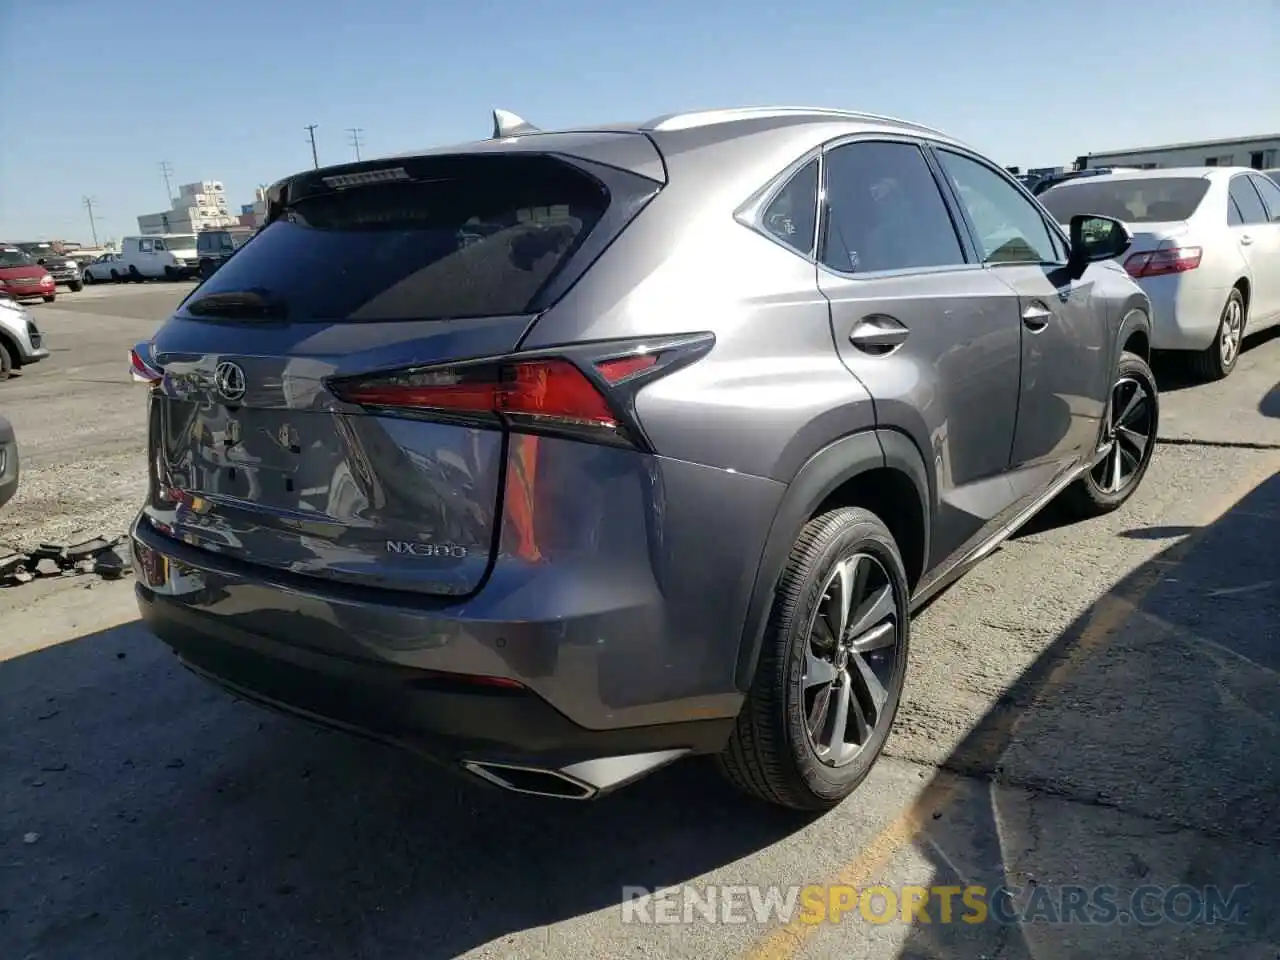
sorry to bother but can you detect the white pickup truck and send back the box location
[117,234,199,281]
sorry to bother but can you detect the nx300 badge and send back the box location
[385,540,469,559]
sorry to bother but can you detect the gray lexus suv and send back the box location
[128,106,1158,811]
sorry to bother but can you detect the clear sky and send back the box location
[2,0,1276,243]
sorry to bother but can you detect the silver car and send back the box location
[1039,167,1280,380]
[128,106,1158,811]
[0,293,50,381]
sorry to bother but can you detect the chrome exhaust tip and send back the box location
[461,748,690,800]
[461,761,598,800]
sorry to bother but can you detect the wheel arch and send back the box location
[733,429,931,692]
[1117,298,1152,367]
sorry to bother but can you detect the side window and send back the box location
[1228,176,1268,226]
[1247,174,1280,223]
[761,159,819,256]
[819,141,966,274]
[138,239,153,253]
[1228,195,1243,226]
[935,149,1062,265]
[152,239,166,252]
[197,234,210,253]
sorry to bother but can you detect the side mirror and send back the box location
[1068,214,1131,279]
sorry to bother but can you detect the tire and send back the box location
[163,266,177,280]
[109,270,120,282]
[0,341,13,382]
[42,295,55,303]
[68,280,83,292]
[128,266,143,283]
[83,272,94,285]
[1060,350,1159,519]
[717,506,911,811]
[1187,287,1245,382]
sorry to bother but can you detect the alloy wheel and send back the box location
[1220,297,1244,368]
[802,553,902,767]
[1092,375,1155,495]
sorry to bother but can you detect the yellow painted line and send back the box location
[744,449,1280,960]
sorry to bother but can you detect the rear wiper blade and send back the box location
[184,289,288,320]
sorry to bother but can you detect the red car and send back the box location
[0,246,56,303]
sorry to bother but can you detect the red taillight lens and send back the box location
[1124,246,1201,278]
[332,358,619,428]
[595,353,658,383]
[129,346,162,383]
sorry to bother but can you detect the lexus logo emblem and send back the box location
[213,361,247,402]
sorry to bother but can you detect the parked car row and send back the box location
[1037,166,1280,380]
[125,105,1164,812]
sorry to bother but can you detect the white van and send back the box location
[118,234,199,281]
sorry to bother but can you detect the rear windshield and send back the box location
[181,156,609,322]
[1038,177,1210,224]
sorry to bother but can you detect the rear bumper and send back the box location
[136,578,731,793]
[1139,274,1232,352]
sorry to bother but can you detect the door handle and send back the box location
[1022,302,1052,331]
[1240,234,1254,246]
[848,317,909,352]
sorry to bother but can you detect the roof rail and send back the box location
[642,106,948,137]
[491,108,540,139]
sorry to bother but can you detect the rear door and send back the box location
[817,137,1025,572]
[932,146,1111,494]
[143,147,662,597]
[1227,174,1275,321]
[1240,173,1280,325]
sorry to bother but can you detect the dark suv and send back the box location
[195,228,253,280]
[128,106,1158,811]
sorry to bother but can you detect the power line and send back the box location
[304,124,319,169]
[158,161,174,205]
[82,197,100,247]
[347,127,364,161]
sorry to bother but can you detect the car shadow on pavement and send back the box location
[1153,326,1280,393]
[1261,382,1280,419]
[0,610,805,958]
[892,472,1280,958]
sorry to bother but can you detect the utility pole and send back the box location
[304,124,320,169]
[159,161,175,205]
[82,197,100,246]
[347,127,364,161]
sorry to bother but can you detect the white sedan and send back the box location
[1039,167,1280,380]
[82,254,127,284]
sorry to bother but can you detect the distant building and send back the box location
[235,186,269,229]
[1080,134,1280,171]
[137,180,239,235]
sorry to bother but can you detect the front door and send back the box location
[816,138,1025,573]
[931,147,1112,499]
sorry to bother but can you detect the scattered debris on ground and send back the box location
[0,534,131,587]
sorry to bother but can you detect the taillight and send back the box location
[1124,246,1201,278]
[327,333,716,450]
[331,357,619,428]
[129,344,162,384]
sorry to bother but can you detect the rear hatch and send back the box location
[141,144,663,597]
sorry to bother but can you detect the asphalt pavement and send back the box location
[1,284,1278,960]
